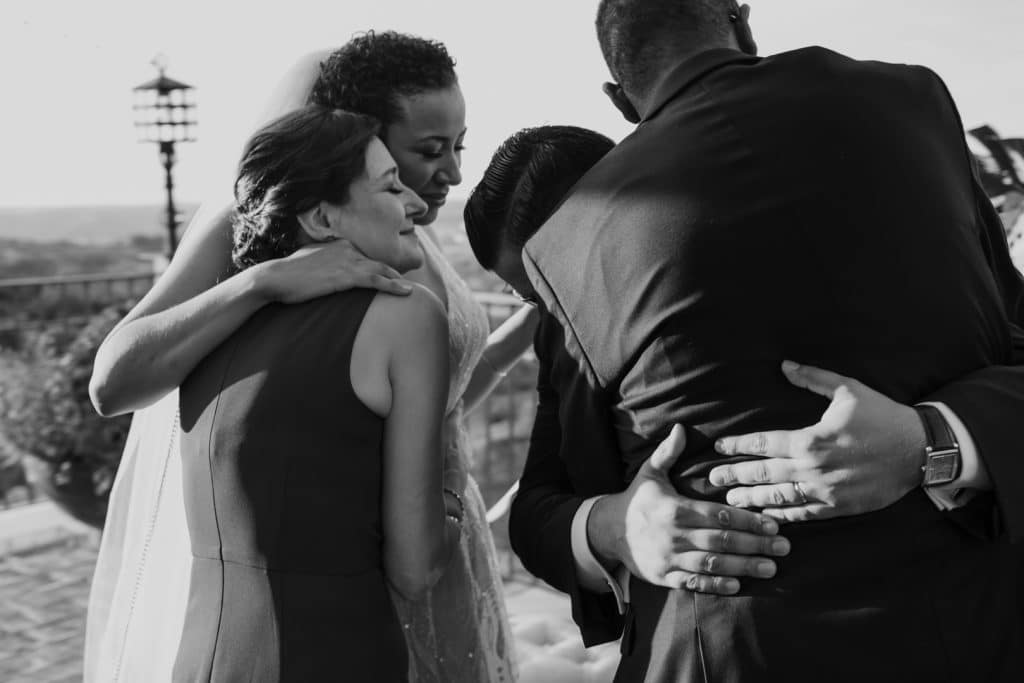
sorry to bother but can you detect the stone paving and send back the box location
[0,532,98,683]
[0,519,583,683]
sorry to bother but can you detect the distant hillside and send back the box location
[0,198,504,292]
[0,204,201,245]
[0,199,473,246]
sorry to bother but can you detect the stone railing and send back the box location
[0,273,538,565]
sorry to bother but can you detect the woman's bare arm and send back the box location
[377,286,459,600]
[89,50,414,417]
[90,202,252,415]
[89,203,411,417]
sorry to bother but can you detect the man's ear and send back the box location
[734,4,758,56]
[602,82,641,124]
[296,202,336,242]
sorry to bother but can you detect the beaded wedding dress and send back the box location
[83,230,517,682]
[393,231,517,682]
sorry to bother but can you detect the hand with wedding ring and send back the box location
[708,361,928,523]
[587,425,791,594]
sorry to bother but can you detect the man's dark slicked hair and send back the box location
[464,126,615,271]
[596,0,734,93]
[308,30,457,127]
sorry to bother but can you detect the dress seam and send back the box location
[204,340,238,677]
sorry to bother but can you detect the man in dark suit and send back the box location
[508,2,1024,681]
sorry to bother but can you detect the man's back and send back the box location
[529,46,1009,472]
[524,46,1019,681]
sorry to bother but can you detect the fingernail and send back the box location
[761,518,779,534]
[757,561,776,577]
[782,360,800,372]
[722,579,740,594]
[714,439,730,454]
[771,538,791,555]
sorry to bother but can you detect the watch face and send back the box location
[923,449,959,487]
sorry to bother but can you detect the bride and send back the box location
[85,31,535,683]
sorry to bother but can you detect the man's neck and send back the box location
[627,37,744,119]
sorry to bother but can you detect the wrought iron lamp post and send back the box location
[132,56,197,260]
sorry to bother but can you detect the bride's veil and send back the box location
[252,49,332,128]
[82,48,336,683]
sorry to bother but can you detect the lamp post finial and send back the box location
[150,53,169,76]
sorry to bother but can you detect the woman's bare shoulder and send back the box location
[368,283,447,334]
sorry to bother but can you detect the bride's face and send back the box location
[324,138,428,273]
[384,84,467,226]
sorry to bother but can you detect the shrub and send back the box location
[0,303,133,525]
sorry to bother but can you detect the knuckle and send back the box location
[703,553,718,573]
[755,462,771,483]
[786,507,807,523]
[834,385,856,401]
[726,490,748,508]
[718,530,732,552]
[770,488,787,506]
[751,433,768,455]
[716,508,732,528]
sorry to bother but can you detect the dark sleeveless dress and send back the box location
[172,289,407,683]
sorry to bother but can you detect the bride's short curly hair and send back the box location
[232,106,380,270]
[308,31,458,127]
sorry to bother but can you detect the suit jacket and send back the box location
[510,47,1024,682]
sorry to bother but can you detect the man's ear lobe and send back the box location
[296,202,336,242]
[602,82,642,124]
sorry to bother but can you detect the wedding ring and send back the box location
[792,482,808,505]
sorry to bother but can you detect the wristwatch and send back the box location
[914,405,961,487]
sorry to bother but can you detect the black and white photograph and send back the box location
[1,1,1022,681]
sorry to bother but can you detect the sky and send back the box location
[2,0,1022,207]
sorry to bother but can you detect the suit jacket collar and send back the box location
[639,47,758,122]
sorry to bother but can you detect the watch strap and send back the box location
[915,404,961,487]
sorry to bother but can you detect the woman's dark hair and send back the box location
[308,31,458,128]
[232,106,380,269]
[464,126,615,270]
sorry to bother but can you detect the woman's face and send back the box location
[384,84,467,226]
[326,137,428,273]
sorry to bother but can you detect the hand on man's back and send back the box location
[587,425,791,594]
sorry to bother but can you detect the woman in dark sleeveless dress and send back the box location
[173,106,461,682]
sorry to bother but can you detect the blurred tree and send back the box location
[0,303,134,526]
